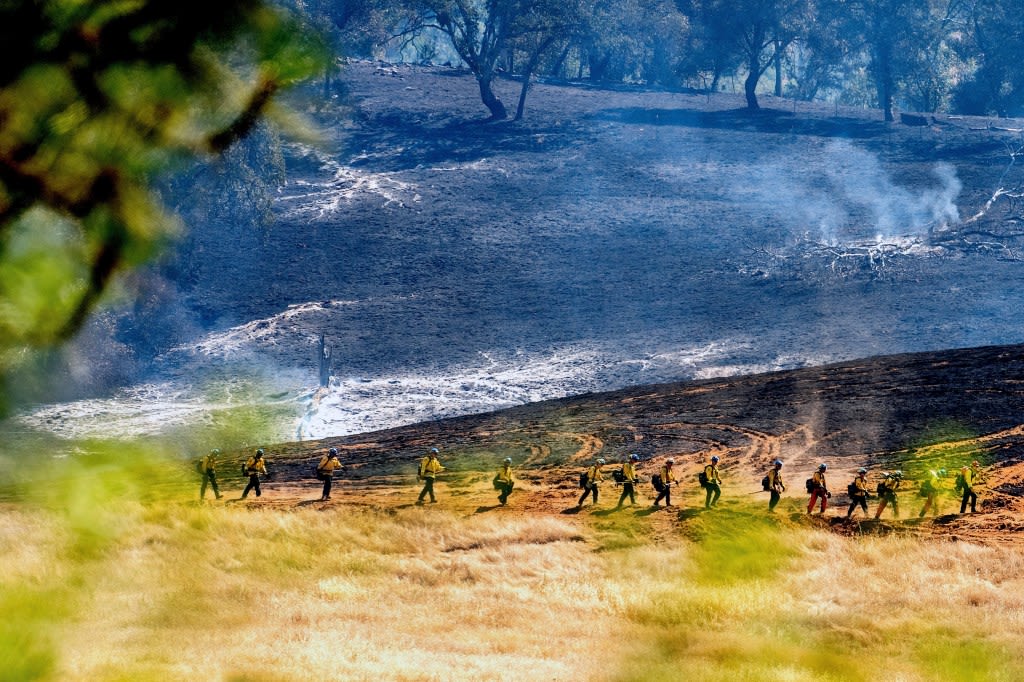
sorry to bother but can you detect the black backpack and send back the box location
[847,482,860,497]
[954,472,966,492]
[612,468,626,483]
[698,471,709,487]
[579,471,589,489]
[652,473,665,492]
[761,475,771,491]
[805,478,816,493]
[877,482,889,496]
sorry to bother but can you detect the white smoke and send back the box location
[755,140,962,244]
[18,332,763,442]
[170,300,361,359]
[295,340,750,439]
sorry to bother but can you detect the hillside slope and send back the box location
[218,343,1024,546]
[20,60,1024,445]
[140,62,1024,441]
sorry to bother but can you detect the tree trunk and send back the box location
[589,53,610,82]
[744,22,766,109]
[478,76,508,120]
[515,73,532,121]
[774,41,783,97]
[551,44,571,79]
[874,48,894,122]
[876,70,894,121]
[744,64,761,109]
[516,38,558,121]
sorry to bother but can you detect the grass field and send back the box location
[3,445,1024,682]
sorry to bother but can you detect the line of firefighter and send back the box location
[197,446,986,516]
[765,457,984,518]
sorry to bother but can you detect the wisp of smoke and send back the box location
[760,140,962,244]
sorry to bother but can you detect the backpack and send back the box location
[847,482,860,497]
[194,459,205,475]
[241,462,249,477]
[652,473,665,492]
[579,471,589,489]
[493,475,503,490]
[918,479,933,497]
[761,475,771,491]
[805,478,816,493]
[876,482,889,496]
[954,472,966,493]
[612,468,626,483]
[698,471,709,487]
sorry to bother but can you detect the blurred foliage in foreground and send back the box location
[2,445,1024,681]
[0,0,326,410]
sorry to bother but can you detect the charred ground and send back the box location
[169,60,1024,390]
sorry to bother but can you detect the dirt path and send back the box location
[188,344,1024,546]
[210,433,1024,547]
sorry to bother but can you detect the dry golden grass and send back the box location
[3,449,1024,681]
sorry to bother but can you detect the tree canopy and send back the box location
[0,1,326,407]
[327,0,1024,119]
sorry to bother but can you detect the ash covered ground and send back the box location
[18,61,1024,443]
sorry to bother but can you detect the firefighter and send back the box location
[416,447,445,505]
[241,448,267,499]
[918,469,943,517]
[653,458,677,507]
[846,467,869,519]
[959,465,978,514]
[971,460,984,483]
[577,458,605,507]
[199,448,222,501]
[495,457,514,505]
[703,455,722,509]
[316,447,343,501]
[615,453,641,509]
[766,459,785,513]
[874,471,902,519]
[807,463,830,514]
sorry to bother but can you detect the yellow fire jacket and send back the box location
[811,471,827,491]
[962,468,975,489]
[622,462,638,483]
[318,455,343,474]
[419,456,444,479]
[246,457,267,475]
